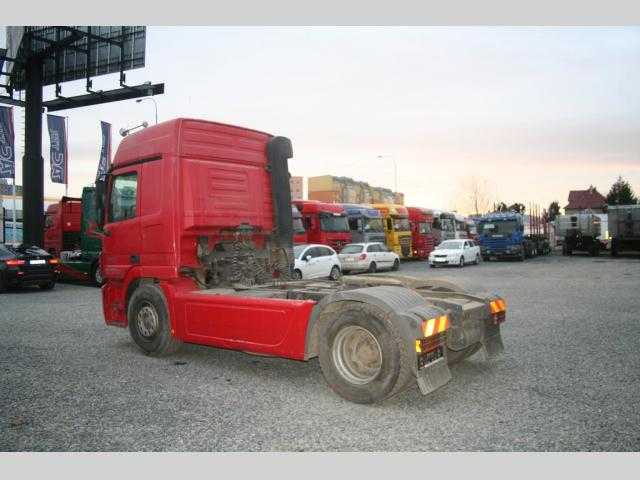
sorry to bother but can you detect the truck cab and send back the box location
[477,212,528,260]
[340,203,386,244]
[95,118,505,405]
[371,204,412,259]
[292,205,307,244]
[431,211,456,245]
[43,196,82,256]
[292,200,352,252]
[406,207,435,260]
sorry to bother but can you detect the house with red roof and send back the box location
[564,187,607,214]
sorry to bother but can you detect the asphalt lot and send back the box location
[1,252,639,451]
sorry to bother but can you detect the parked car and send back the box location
[0,244,60,292]
[428,239,481,268]
[293,244,342,280]
[338,242,400,274]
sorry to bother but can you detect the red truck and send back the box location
[407,207,435,260]
[44,197,82,256]
[292,200,352,252]
[95,118,506,404]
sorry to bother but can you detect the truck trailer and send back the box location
[556,213,602,256]
[608,204,640,256]
[43,196,82,256]
[292,200,352,252]
[371,203,412,259]
[407,207,435,260]
[340,203,386,244]
[95,118,506,404]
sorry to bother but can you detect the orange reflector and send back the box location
[437,315,449,333]
[423,318,436,337]
[496,299,507,311]
[415,340,422,353]
[49,258,60,264]
[489,301,500,314]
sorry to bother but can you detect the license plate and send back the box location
[30,259,46,265]
[344,257,354,262]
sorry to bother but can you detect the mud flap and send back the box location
[475,323,504,361]
[416,357,452,395]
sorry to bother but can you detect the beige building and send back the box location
[307,175,404,205]
[289,176,304,200]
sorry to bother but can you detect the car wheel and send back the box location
[91,261,104,287]
[292,269,303,280]
[459,256,465,268]
[128,284,181,356]
[39,281,55,290]
[368,262,377,273]
[475,254,480,264]
[329,265,341,281]
[392,259,400,271]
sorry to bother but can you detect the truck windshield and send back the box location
[481,220,518,235]
[320,214,349,232]
[419,222,432,234]
[363,217,384,232]
[292,217,305,234]
[392,217,410,231]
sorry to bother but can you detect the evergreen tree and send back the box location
[548,201,560,221]
[606,176,638,205]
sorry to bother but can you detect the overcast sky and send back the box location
[2,26,639,212]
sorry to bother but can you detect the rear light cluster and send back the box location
[415,315,449,353]
[358,253,367,260]
[5,259,25,266]
[49,258,60,264]
[489,298,507,325]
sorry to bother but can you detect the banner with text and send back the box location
[0,106,15,179]
[47,114,67,184]
[97,121,111,181]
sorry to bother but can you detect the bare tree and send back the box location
[453,175,494,216]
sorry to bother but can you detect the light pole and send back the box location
[377,155,398,193]
[136,97,158,124]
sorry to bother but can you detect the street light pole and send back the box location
[136,97,158,124]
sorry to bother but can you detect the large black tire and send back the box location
[39,281,55,290]
[329,265,341,281]
[318,302,414,404]
[446,343,482,365]
[91,261,104,287]
[517,250,525,262]
[590,243,600,257]
[392,259,400,271]
[368,262,377,274]
[127,283,181,356]
[458,256,465,268]
[292,269,302,280]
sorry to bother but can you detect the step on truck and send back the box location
[340,203,386,244]
[56,186,104,285]
[292,200,352,252]
[407,207,435,260]
[556,213,602,256]
[608,204,640,256]
[96,118,506,404]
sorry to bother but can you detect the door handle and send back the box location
[130,255,140,264]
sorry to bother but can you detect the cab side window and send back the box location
[109,172,138,222]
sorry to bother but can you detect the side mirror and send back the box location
[95,178,107,230]
[305,254,312,261]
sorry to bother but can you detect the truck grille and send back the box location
[400,236,411,257]
[63,231,80,251]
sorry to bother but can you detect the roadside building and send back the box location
[564,187,607,214]
[289,176,304,200]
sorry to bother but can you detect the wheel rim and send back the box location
[95,267,103,285]
[369,263,376,273]
[332,325,382,385]
[136,302,159,338]
[294,270,302,280]
[330,267,340,280]
[460,257,464,266]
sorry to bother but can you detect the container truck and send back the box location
[406,207,435,260]
[43,196,82,256]
[292,200,351,252]
[95,118,507,404]
[555,213,601,256]
[291,205,307,244]
[371,203,412,259]
[340,203,386,244]
[56,186,104,285]
[608,204,640,256]
[432,211,456,245]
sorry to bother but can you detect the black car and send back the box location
[0,244,60,292]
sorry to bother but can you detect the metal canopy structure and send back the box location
[0,26,165,247]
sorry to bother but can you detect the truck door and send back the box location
[102,169,142,282]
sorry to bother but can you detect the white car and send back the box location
[429,239,481,268]
[293,244,342,280]
[338,242,400,274]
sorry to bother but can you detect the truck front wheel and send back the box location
[127,284,181,356]
[318,302,413,404]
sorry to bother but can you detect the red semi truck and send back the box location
[292,200,352,252]
[96,118,506,404]
[44,197,82,256]
[407,207,435,260]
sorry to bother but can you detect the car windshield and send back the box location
[320,214,350,232]
[439,241,463,250]
[341,244,363,254]
[418,222,432,234]
[392,216,410,231]
[293,245,306,259]
[363,217,384,232]
[481,220,518,235]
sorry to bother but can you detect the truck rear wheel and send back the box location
[127,284,181,356]
[318,302,413,404]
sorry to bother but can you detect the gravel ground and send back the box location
[1,252,639,451]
